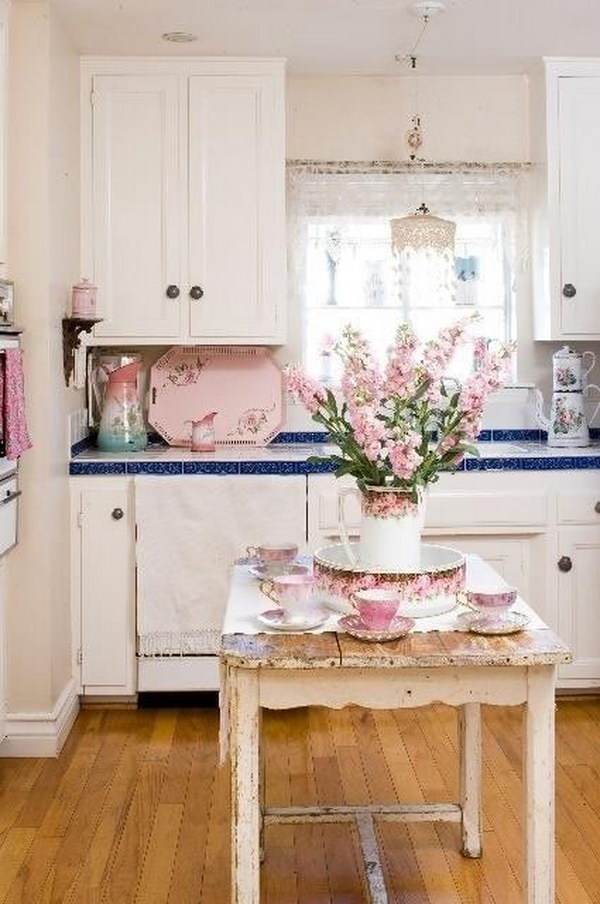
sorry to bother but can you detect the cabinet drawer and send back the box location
[427,491,548,529]
[0,475,18,557]
[557,493,600,525]
[309,478,549,538]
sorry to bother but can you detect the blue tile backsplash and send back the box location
[70,429,600,475]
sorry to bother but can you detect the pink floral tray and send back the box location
[148,346,285,446]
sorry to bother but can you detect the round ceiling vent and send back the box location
[408,0,446,17]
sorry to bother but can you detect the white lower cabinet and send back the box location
[71,481,136,697]
[71,470,600,696]
[71,475,307,696]
[555,527,600,685]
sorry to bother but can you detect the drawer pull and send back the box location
[562,283,577,298]
[558,555,572,573]
[189,285,204,300]
[0,490,21,506]
[595,501,600,514]
[166,284,180,299]
[111,508,124,521]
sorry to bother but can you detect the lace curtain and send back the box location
[287,162,529,380]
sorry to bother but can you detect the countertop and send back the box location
[69,436,600,475]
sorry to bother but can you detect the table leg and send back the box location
[523,666,556,904]
[259,708,266,863]
[230,668,261,904]
[459,702,482,858]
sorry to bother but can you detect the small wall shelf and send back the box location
[62,317,103,386]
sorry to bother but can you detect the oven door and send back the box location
[0,473,20,557]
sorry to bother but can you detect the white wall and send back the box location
[5,0,81,713]
[285,74,600,411]
[287,75,529,162]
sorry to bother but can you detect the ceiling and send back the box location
[49,0,599,75]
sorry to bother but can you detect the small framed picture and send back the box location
[0,279,14,325]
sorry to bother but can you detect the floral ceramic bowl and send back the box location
[313,543,465,619]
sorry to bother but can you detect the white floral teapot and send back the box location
[551,345,596,391]
[534,345,600,447]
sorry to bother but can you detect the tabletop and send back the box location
[221,625,572,669]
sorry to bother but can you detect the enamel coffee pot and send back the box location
[534,346,600,447]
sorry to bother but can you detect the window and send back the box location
[288,165,524,383]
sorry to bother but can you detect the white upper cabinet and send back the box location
[531,59,600,339]
[81,59,286,345]
[187,75,283,339]
[88,74,182,339]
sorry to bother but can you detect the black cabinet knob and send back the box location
[111,508,124,521]
[595,501,600,514]
[558,555,572,573]
[166,285,180,299]
[189,285,204,300]
[562,283,577,298]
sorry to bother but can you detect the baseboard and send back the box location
[0,678,80,758]
[137,656,219,691]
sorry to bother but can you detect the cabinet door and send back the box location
[79,486,135,694]
[88,75,182,338]
[187,75,285,341]
[558,77,600,336]
[557,527,600,682]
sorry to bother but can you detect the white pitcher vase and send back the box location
[338,485,427,572]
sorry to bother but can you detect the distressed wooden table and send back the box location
[221,617,571,903]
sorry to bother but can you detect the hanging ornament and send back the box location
[406,115,423,161]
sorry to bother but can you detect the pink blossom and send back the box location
[349,407,389,462]
[386,431,423,481]
[384,324,418,397]
[284,365,327,414]
[421,315,473,385]
[338,326,383,412]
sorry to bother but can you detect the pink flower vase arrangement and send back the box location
[285,317,513,572]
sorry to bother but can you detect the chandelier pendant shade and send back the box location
[390,202,456,255]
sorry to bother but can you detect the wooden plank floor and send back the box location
[0,700,600,902]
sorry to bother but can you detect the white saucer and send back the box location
[257,608,329,632]
[338,614,415,642]
[456,611,529,636]
[247,561,311,580]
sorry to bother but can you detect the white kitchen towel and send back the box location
[135,475,306,656]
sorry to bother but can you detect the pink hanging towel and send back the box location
[1,348,32,460]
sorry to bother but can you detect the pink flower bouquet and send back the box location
[285,317,513,501]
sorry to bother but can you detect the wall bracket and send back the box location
[62,318,102,386]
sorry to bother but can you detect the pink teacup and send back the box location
[466,587,517,612]
[350,589,401,630]
[247,542,298,572]
[260,573,318,621]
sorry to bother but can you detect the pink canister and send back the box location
[71,278,97,319]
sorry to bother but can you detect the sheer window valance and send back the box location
[287,162,528,382]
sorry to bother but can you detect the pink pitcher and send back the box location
[186,412,218,452]
[97,361,147,452]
